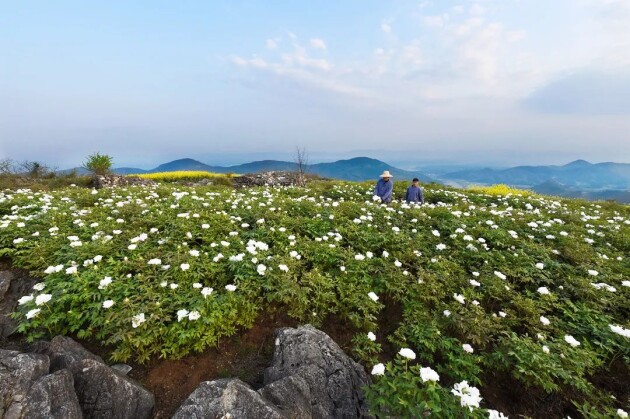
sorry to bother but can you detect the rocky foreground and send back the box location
[0,269,370,419]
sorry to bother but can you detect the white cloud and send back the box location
[423,15,444,28]
[266,39,278,49]
[469,3,485,16]
[310,38,327,50]
[381,22,392,33]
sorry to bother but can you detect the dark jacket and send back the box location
[405,185,424,204]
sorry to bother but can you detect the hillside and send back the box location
[0,181,628,417]
[104,157,433,182]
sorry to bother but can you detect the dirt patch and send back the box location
[127,310,298,418]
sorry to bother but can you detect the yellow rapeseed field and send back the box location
[133,171,233,182]
[468,183,532,196]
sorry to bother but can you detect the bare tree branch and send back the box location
[294,146,309,186]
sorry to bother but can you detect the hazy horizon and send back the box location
[37,152,629,173]
[2,1,629,166]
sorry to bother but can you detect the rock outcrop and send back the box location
[172,378,285,419]
[73,358,155,419]
[21,369,82,419]
[265,325,371,418]
[90,174,156,189]
[0,350,50,418]
[233,171,317,188]
[0,269,38,340]
[0,337,154,419]
[173,325,371,419]
[38,335,104,373]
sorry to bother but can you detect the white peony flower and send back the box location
[564,335,580,347]
[462,344,474,353]
[420,366,440,383]
[18,295,34,305]
[451,381,482,412]
[177,309,190,322]
[494,271,507,280]
[26,308,41,319]
[102,300,115,309]
[367,332,376,341]
[398,348,416,360]
[35,294,52,305]
[488,409,509,419]
[98,277,113,289]
[368,292,379,302]
[371,363,385,375]
[132,313,146,328]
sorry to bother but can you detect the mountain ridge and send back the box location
[62,157,433,183]
[443,159,630,190]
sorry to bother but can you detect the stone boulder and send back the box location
[233,171,320,188]
[0,349,50,418]
[172,378,285,419]
[38,335,104,373]
[21,369,82,419]
[258,374,312,418]
[91,174,156,189]
[0,270,12,302]
[72,358,154,419]
[0,269,38,340]
[264,325,371,418]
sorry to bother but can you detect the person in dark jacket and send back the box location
[405,178,424,204]
[374,171,394,204]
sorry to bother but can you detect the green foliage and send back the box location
[0,181,628,416]
[83,152,113,175]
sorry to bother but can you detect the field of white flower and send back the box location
[1,181,628,417]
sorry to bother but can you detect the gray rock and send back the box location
[21,369,82,419]
[110,363,132,375]
[39,335,104,372]
[172,378,285,419]
[233,171,324,188]
[72,358,154,419]
[91,175,156,189]
[258,375,312,418]
[0,270,12,302]
[0,349,50,418]
[264,325,371,419]
[0,269,38,339]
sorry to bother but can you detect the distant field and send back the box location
[133,171,234,182]
[468,183,532,196]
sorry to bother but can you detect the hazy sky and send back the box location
[1,0,629,168]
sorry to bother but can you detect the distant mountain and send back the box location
[310,157,430,182]
[532,180,630,203]
[444,160,630,190]
[150,158,217,173]
[114,167,149,175]
[103,157,433,183]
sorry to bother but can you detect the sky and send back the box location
[1,0,629,169]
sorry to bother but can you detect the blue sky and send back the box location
[1,0,629,168]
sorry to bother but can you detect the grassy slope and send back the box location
[0,181,628,417]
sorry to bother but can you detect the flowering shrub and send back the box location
[0,181,628,415]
